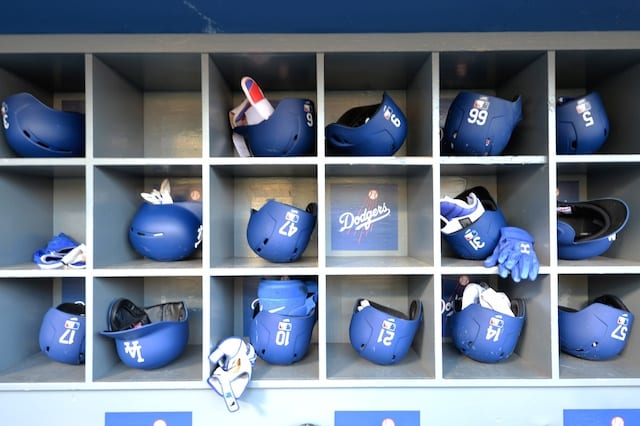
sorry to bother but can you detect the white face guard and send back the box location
[207,337,257,412]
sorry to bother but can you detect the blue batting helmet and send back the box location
[559,294,634,360]
[451,296,526,363]
[325,92,407,156]
[441,186,508,260]
[349,298,423,365]
[129,201,203,262]
[233,98,316,157]
[1,92,85,157]
[246,200,317,263]
[39,302,86,365]
[443,92,522,156]
[556,92,609,154]
[557,198,629,260]
[100,299,189,370]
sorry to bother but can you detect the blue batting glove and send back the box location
[484,227,539,282]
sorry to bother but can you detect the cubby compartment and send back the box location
[323,52,434,157]
[93,275,203,383]
[206,53,318,158]
[555,50,640,155]
[325,274,434,381]
[0,277,86,383]
[558,274,640,379]
[439,51,550,156]
[91,53,203,158]
[557,163,640,267]
[93,165,203,269]
[439,163,550,268]
[0,53,86,158]
[325,163,433,270]
[209,164,318,269]
[209,275,320,382]
[441,273,552,380]
[0,165,86,269]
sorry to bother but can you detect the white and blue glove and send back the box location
[440,192,485,234]
[483,227,539,282]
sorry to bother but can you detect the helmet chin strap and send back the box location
[207,365,248,412]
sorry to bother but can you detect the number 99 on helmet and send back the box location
[349,298,423,365]
[442,92,522,156]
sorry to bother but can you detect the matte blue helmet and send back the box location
[557,198,629,260]
[559,294,634,360]
[1,92,85,157]
[39,302,86,365]
[325,92,407,156]
[246,199,317,263]
[249,310,317,365]
[451,296,526,363]
[443,92,522,156]
[129,201,202,262]
[556,92,609,154]
[349,298,423,365]
[100,298,189,370]
[249,279,317,365]
[441,186,508,260]
[233,98,315,157]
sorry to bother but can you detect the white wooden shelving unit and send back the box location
[0,32,639,425]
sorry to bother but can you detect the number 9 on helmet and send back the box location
[233,98,316,157]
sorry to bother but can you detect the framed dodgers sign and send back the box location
[327,179,406,256]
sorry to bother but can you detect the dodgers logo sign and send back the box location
[331,183,398,251]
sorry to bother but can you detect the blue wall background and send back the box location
[2,0,640,34]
